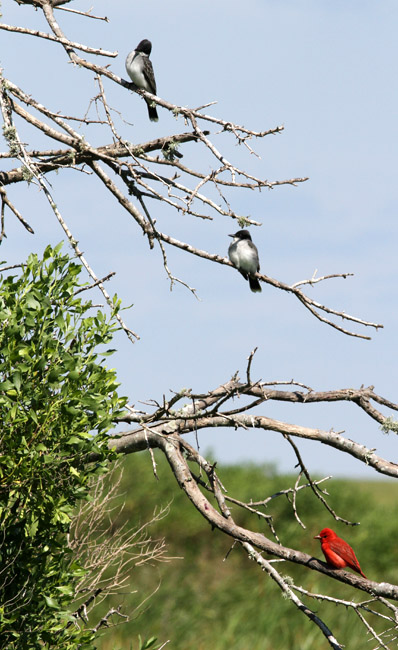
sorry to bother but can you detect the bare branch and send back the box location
[73,272,116,296]
[55,5,110,21]
[115,376,398,478]
[282,433,358,525]
[0,23,117,56]
[0,186,34,235]
[291,270,354,289]
[0,51,380,338]
[242,542,344,649]
[99,428,398,602]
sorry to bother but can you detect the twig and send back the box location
[73,272,116,295]
[282,433,358,525]
[55,5,110,21]
[0,186,34,234]
[0,78,139,343]
[241,542,344,649]
[246,347,258,384]
[291,270,354,289]
[0,23,116,56]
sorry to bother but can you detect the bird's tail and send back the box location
[146,99,159,122]
[249,276,262,293]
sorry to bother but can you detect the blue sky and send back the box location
[1,1,397,478]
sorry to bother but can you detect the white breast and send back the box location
[126,52,149,91]
[229,240,258,273]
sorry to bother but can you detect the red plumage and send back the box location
[314,528,367,579]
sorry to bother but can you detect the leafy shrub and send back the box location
[0,244,126,649]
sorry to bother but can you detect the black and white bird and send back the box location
[125,39,158,122]
[228,230,262,293]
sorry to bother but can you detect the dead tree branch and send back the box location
[0,0,383,338]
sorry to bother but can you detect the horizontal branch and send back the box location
[156,232,383,338]
[115,414,398,479]
[119,379,398,426]
[116,378,398,478]
[0,22,117,57]
[221,383,398,424]
[0,130,205,186]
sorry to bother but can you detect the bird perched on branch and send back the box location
[228,230,262,293]
[314,528,367,578]
[125,39,158,122]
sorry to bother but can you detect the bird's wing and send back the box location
[143,58,157,95]
[250,242,260,272]
[328,538,361,571]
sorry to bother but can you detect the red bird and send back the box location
[314,528,367,579]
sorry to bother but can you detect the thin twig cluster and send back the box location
[0,0,382,338]
[68,463,174,632]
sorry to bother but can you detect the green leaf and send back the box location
[27,517,39,538]
[55,312,64,329]
[25,293,41,310]
[101,348,117,357]
[29,410,39,425]
[0,380,13,390]
[66,436,83,446]
[43,595,60,610]
[55,585,74,596]
[11,371,21,391]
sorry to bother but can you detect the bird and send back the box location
[228,230,262,293]
[125,39,158,122]
[314,528,367,578]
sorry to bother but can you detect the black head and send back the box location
[228,229,252,241]
[136,39,152,55]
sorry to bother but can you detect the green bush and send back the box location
[0,245,127,649]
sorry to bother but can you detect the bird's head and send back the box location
[228,229,252,241]
[314,528,336,541]
[136,39,152,55]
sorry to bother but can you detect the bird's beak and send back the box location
[228,234,234,238]
[314,535,321,539]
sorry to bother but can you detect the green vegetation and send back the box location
[0,245,126,649]
[95,452,398,650]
